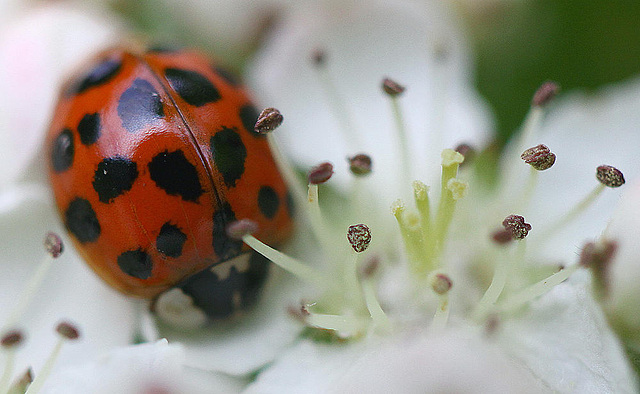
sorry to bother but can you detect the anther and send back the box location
[44,232,64,258]
[308,162,334,185]
[56,322,80,340]
[13,368,33,392]
[596,165,625,188]
[532,81,559,107]
[521,144,556,171]
[287,303,310,322]
[347,224,372,253]
[580,240,617,298]
[358,256,380,279]
[491,229,514,245]
[382,77,405,97]
[254,108,283,134]
[430,273,453,295]
[311,49,326,67]
[226,219,259,240]
[1,330,23,348]
[455,143,476,165]
[502,215,531,240]
[348,154,372,176]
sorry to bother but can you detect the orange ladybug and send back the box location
[46,46,293,326]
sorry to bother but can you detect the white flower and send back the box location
[2,0,640,392]
[240,0,639,392]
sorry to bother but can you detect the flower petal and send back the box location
[499,273,638,393]
[246,329,541,393]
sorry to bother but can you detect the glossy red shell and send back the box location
[46,47,293,298]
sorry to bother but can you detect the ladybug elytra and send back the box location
[46,46,293,327]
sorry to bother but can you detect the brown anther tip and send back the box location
[521,144,556,171]
[347,224,372,253]
[1,330,24,348]
[430,273,453,295]
[502,215,531,240]
[491,229,514,245]
[312,49,326,67]
[580,240,617,298]
[454,143,476,164]
[226,219,258,240]
[44,232,64,258]
[288,304,310,322]
[358,256,380,279]
[579,240,617,268]
[254,107,283,134]
[308,162,334,184]
[56,322,80,340]
[596,165,625,188]
[17,368,33,386]
[382,77,405,97]
[348,153,372,176]
[532,81,559,107]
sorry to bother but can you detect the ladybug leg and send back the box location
[151,251,270,329]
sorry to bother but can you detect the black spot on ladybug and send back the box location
[176,251,269,319]
[165,68,221,107]
[285,190,295,217]
[92,157,139,203]
[118,79,164,133]
[213,66,240,87]
[212,202,242,260]
[51,128,74,172]
[117,249,153,280]
[77,113,101,145]
[239,104,261,136]
[148,150,204,202]
[156,222,187,258]
[65,197,100,243]
[258,185,280,219]
[210,127,246,187]
[68,57,122,95]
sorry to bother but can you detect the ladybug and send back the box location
[46,46,293,329]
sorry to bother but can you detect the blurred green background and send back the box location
[459,0,640,142]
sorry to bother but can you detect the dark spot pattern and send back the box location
[92,157,138,203]
[77,113,101,145]
[156,222,187,258]
[176,251,270,319]
[213,66,240,86]
[165,68,221,107]
[212,202,242,260]
[257,186,280,219]
[117,249,153,279]
[239,104,260,136]
[51,129,74,172]
[65,197,100,243]
[69,58,122,95]
[148,150,204,202]
[210,127,246,187]
[118,79,164,133]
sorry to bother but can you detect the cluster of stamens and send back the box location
[233,64,626,341]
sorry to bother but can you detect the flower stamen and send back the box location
[25,322,80,394]
[3,233,64,331]
[0,330,24,394]
[382,77,411,187]
[429,272,453,331]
